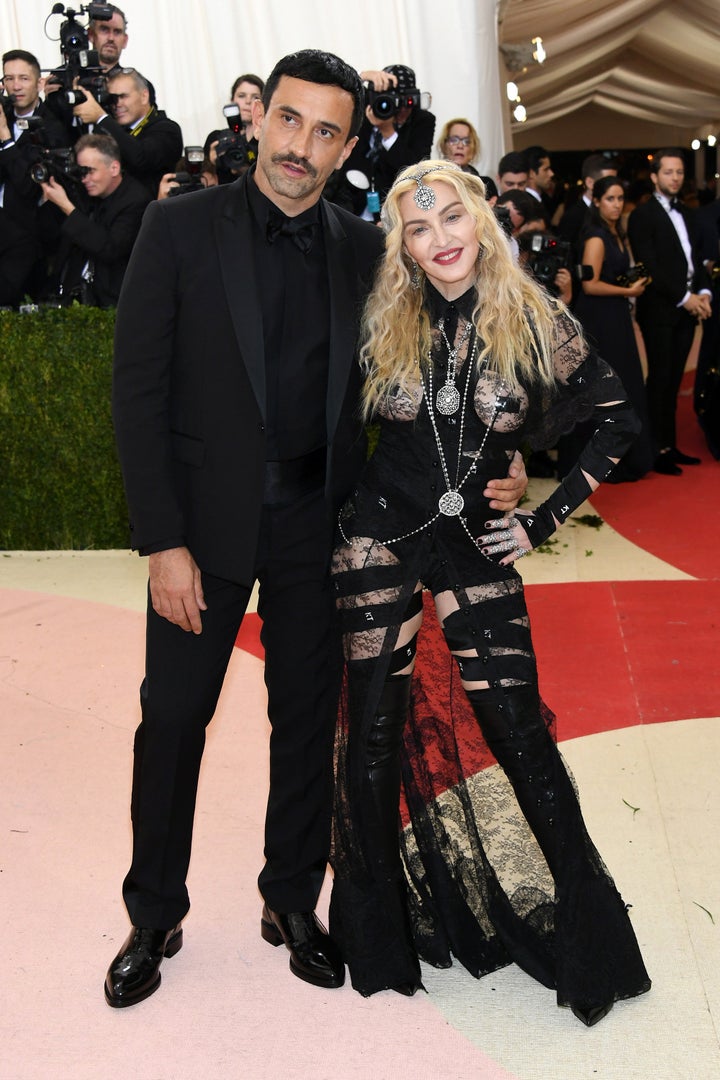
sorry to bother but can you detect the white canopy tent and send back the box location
[500,0,720,151]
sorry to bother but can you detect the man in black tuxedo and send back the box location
[558,153,617,260]
[628,148,712,474]
[107,49,525,1008]
[39,131,149,306]
[0,49,67,304]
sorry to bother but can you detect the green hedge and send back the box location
[0,305,128,549]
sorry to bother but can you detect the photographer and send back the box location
[327,65,435,217]
[0,49,67,305]
[157,150,217,200]
[204,73,263,184]
[88,4,129,76]
[71,68,182,198]
[517,229,573,305]
[39,130,149,307]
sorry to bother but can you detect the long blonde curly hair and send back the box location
[360,160,573,419]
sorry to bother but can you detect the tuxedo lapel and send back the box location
[214,176,266,422]
[323,199,360,444]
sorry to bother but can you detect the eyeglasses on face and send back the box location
[446,135,471,146]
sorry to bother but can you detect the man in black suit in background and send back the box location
[628,148,712,474]
[107,49,525,1009]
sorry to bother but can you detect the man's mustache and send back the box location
[271,152,317,179]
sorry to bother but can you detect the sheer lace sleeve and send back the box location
[520,311,641,548]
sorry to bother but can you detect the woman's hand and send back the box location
[476,513,532,566]
[625,276,648,297]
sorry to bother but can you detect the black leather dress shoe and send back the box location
[260,904,345,988]
[654,451,682,476]
[671,447,701,466]
[104,925,183,1008]
[571,1001,614,1027]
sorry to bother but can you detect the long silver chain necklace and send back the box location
[423,340,507,518]
[435,316,471,416]
[337,335,508,551]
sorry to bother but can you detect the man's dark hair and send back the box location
[75,131,122,164]
[2,49,41,79]
[651,147,686,174]
[231,73,264,98]
[496,189,539,223]
[498,150,528,177]
[90,4,127,30]
[581,152,616,184]
[262,50,364,140]
[523,145,550,174]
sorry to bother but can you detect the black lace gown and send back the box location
[559,225,654,481]
[329,284,651,1010]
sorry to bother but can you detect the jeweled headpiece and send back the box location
[402,162,463,209]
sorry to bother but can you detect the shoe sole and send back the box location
[260,918,345,989]
[104,927,183,1009]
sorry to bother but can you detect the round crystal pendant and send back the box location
[438,490,464,516]
[436,384,460,415]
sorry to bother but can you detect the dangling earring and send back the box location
[410,260,420,290]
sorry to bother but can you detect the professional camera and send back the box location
[365,81,431,121]
[616,262,652,287]
[520,232,592,297]
[214,103,256,173]
[16,116,84,186]
[167,146,206,197]
[45,2,116,108]
[30,147,87,185]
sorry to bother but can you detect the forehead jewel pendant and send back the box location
[414,178,436,210]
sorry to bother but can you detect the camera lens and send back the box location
[30,162,49,184]
[371,93,397,119]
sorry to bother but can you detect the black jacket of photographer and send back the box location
[0,98,68,235]
[95,106,183,198]
[328,107,435,215]
[41,172,150,307]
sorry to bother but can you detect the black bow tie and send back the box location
[267,213,316,254]
[669,197,681,211]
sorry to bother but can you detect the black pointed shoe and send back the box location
[104,924,183,1008]
[260,904,345,988]
[571,1001,614,1027]
[653,451,682,476]
[671,447,701,466]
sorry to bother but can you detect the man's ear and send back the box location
[334,134,358,171]
[251,97,265,139]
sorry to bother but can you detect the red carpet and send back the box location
[590,380,719,581]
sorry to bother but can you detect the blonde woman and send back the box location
[437,117,480,175]
[329,161,650,1021]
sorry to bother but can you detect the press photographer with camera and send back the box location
[157,147,217,200]
[327,65,435,218]
[38,130,150,307]
[0,48,68,305]
[71,67,183,198]
[88,4,128,76]
[43,3,131,143]
[204,74,263,184]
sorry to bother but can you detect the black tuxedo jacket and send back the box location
[628,196,711,325]
[46,173,150,306]
[112,173,384,584]
[0,100,67,234]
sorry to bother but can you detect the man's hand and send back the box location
[553,267,572,305]
[484,450,528,511]
[72,84,105,125]
[684,293,712,320]
[40,176,75,214]
[149,546,207,634]
[359,70,397,92]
